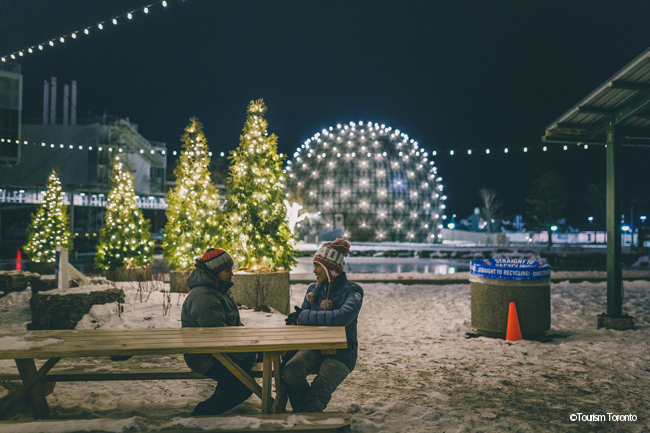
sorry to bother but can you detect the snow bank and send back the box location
[0,277,648,432]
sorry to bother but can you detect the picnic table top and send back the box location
[0,326,347,360]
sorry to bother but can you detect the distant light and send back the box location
[563,145,568,150]
[543,146,547,151]
[144,7,149,13]
[584,144,589,150]
[448,223,455,229]
[504,148,508,153]
[173,151,177,155]
[523,147,528,152]
[220,152,225,157]
[449,150,454,155]
[467,149,472,155]
[640,216,647,222]
[588,216,594,222]
[162,0,168,6]
[127,13,133,19]
[551,225,558,231]
[113,18,118,25]
[98,23,103,29]
[621,225,630,232]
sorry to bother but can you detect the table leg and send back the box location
[213,353,263,399]
[261,354,273,414]
[3,358,60,419]
[271,354,287,414]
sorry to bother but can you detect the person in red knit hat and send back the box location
[181,248,255,416]
[283,238,364,412]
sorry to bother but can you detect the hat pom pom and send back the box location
[306,292,316,303]
[320,299,333,311]
[327,238,350,255]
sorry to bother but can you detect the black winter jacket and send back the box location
[181,266,245,375]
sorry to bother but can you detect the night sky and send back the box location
[2,0,649,227]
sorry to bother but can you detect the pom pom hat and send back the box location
[201,248,234,276]
[311,238,351,310]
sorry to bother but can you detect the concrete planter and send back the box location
[231,271,290,315]
[470,279,550,339]
[29,286,125,330]
[105,266,152,282]
[25,261,56,275]
[170,270,190,293]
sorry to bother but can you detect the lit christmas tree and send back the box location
[95,156,154,271]
[24,169,73,262]
[164,118,224,271]
[226,99,295,271]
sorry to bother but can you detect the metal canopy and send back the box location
[541,48,650,328]
[543,47,650,148]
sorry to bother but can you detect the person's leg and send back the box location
[281,350,323,412]
[300,357,350,412]
[191,354,255,416]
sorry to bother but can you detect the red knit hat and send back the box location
[201,248,234,275]
[311,238,351,310]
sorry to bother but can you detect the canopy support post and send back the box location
[598,121,635,330]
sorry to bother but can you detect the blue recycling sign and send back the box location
[470,258,551,281]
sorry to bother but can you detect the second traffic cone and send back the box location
[506,302,522,342]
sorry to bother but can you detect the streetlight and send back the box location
[641,215,647,223]
[588,216,595,244]
[551,225,558,231]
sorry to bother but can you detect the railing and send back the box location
[0,189,168,210]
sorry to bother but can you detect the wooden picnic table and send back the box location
[0,326,347,420]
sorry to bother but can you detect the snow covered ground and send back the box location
[1,277,649,432]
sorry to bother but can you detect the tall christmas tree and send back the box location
[164,118,224,271]
[95,156,153,271]
[226,99,295,271]
[24,169,73,262]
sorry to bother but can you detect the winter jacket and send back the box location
[297,273,363,371]
[181,266,246,375]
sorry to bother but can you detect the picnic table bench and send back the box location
[0,326,348,426]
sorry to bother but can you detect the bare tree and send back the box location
[479,188,502,234]
[526,172,568,248]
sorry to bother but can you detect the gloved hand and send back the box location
[285,306,303,325]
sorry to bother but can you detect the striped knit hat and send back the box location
[201,248,234,276]
[310,238,351,310]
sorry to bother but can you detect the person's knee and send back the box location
[282,360,307,385]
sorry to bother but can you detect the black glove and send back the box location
[285,306,303,325]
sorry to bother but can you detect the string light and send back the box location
[1,0,181,61]
[14,139,168,156]
[428,144,598,157]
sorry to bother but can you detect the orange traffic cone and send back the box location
[506,302,522,342]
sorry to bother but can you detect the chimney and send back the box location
[50,77,57,125]
[43,80,50,125]
[71,80,77,125]
[63,84,70,125]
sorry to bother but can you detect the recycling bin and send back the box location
[470,258,551,339]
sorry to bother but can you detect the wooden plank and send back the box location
[0,328,347,360]
[271,354,287,414]
[167,412,351,432]
[1,358,59,419]
[0,362,269,382]
[261,354,273,414]
[213,353,263,400]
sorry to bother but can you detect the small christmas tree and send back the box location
[226,99,295,271]
[163,118,224,271]
[95,156,154,271]
[24,169,73,262]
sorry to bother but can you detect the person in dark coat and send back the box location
[284,238,363,412]
[181,248,255,416]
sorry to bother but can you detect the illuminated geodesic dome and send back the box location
[286,121,446,242]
